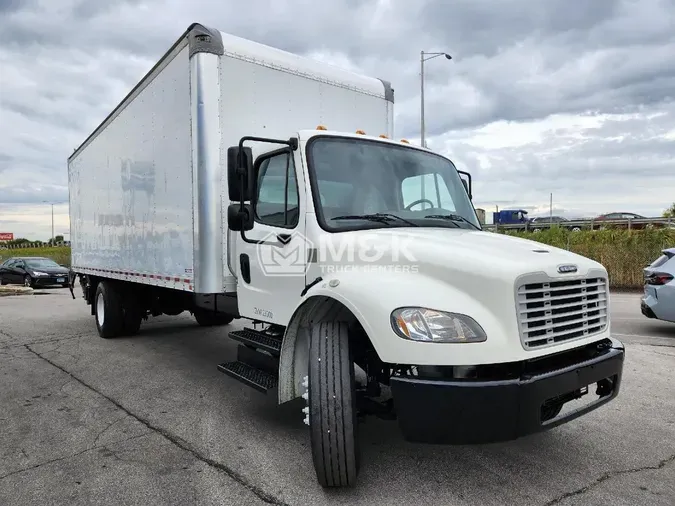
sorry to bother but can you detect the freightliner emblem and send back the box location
[558,264,578,274]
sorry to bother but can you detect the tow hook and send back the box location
[596,377,614,397]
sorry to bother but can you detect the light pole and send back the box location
[420,50,452,148]
[43,201,54,243]
[420,50,452,201]
[43,201,60,243]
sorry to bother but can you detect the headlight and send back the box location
[390,307,487,343]
[33,271,49,276]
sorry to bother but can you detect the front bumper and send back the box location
[33,275,68,286]
[389,337,624,445]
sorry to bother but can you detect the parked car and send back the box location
[529,215,582,232]
[594,212,662,229]
[641,248,675,323]
[0,257,70,288]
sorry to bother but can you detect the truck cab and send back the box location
[224,127,624,487]
[493,208,530,226]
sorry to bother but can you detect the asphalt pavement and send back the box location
[1,288,674,506]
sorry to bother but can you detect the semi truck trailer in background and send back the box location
[68,23,625,488]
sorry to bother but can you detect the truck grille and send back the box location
[517,276,608,349]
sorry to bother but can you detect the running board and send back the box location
[217,361,278,394]
[228,328,283,356]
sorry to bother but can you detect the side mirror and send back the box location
[457,170,472,199]
[227,203,254,232]
[227,146,255,202]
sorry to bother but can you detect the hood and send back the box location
[323,227,604,281]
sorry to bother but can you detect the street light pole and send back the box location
[420,51,425,148]
[420,50,452,149]
[420,50,452,201]
[43,201,57,243]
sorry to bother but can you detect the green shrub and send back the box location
[499,227,674,289]
[0,246,71,267]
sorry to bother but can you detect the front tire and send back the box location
[94,281,125,338]
[308,321,359,488]
[24,275,33,288]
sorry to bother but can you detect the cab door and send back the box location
[234,148,309,326]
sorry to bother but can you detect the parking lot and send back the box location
[1,288,674,506]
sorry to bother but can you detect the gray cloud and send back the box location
[1,0,674,237]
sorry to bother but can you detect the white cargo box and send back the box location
[68,23,394,294]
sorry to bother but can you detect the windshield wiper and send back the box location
[332,213,419,227]
[424,214,481,230]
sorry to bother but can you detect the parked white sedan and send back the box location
[641,248,675,323]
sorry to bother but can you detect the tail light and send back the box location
[645,272,674,285]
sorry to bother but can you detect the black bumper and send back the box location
[34,276,68,286]
[641,301,656,319]
[389,337,625,445]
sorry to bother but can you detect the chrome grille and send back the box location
[517,276,608,349]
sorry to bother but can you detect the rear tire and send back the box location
[193,308,234,326]
[308,321,359,488]
[94,281,125,338]
[121,295,144,336]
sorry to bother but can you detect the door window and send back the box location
[255,151,299,228]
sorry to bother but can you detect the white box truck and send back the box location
[68,23,625,488]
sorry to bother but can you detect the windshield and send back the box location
[26,258,61,269]
[306,137,480,231]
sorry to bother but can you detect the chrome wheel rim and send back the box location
[96,292,105,327]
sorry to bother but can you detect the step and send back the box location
[217,361,278,394]
[228,328,283,356]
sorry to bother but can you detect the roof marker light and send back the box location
[379,134,388,138]
[400,139,410,144]
[316,125,327,130]
[355,129,366,135]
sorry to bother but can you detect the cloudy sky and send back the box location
[1,0,675,239]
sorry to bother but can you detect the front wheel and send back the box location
[308,321,359,488]
[24,275,33,288]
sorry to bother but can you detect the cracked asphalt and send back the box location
[1,288,674,506]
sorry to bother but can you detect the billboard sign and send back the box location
[0,233,14,241]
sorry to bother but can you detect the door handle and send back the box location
[277,233,292,245]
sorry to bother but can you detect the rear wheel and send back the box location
[121,294,144,336]
[308,321,359,488]
[94,281,125,338]
[193,308,234,326]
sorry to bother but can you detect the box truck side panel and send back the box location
[68,44,195,291]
